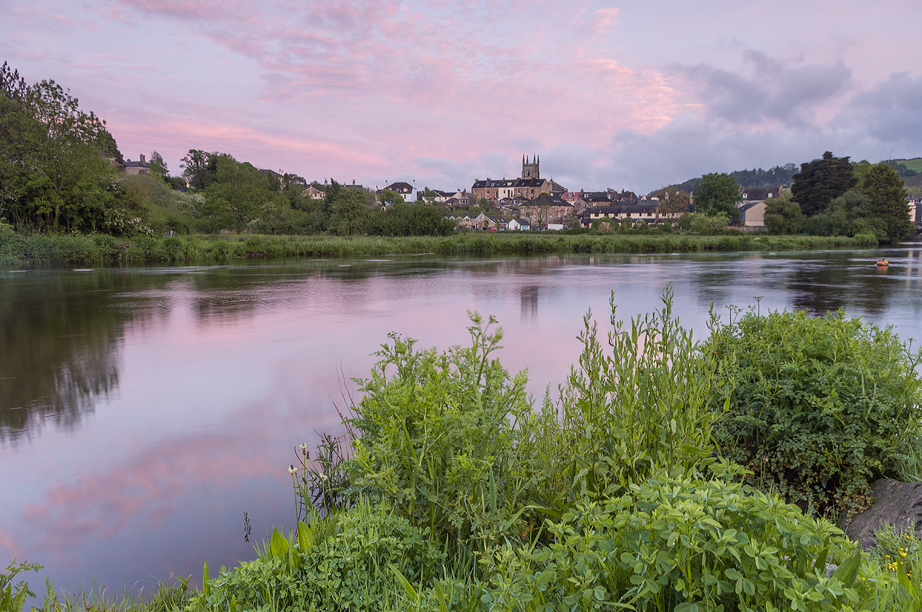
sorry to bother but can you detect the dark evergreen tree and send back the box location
[791,152,857,217]
[861,163,912,245]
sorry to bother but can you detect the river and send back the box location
[1,246,921,597]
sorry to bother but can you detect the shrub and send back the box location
[477,470,869,612]
[345,314,563,553]
[707,307,922,519]
[559,287,722,501]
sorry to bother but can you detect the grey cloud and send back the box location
[843,72,922,147]
[674,53,852,127]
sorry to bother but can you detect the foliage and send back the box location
[559,287,722,502]
[477,473,868,612]
[185,499,442,612]
[654,189,690,217]
[367,201,456,237]
[668,164,798,194]
[201,155,280,233]
[860,163,913,245]
[692,173,741,218]
[803,190,887,240]
[0,62,122,233]
[707,307,922,519]
[345,314,563,552]
[329,186,373,235]
[1,559,42,612]
[792,152,858,217]
[763,196,804,235]
[676,212,730,234]
[0,232,880,268]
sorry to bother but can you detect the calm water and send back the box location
[2,247,922,596]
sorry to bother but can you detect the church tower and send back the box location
[522,154,540,180]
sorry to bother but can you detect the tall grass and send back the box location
[0,229,879,268]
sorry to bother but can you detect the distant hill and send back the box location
[891,157,922,174]
[665,157,922,194]
[666,164,798,194]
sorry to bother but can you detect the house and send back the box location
[518,194,574,228]
[738,201,767,227]
[578,202,684,228]
[124,154,150,175]
[303,186,324,200]
[908,196,921,223]
[384,181,415,202]
[507,218,531,231]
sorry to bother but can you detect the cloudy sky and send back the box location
[2,0,920,193]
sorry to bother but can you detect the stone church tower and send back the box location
[522,154,540,180]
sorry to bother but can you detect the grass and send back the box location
[0,230,880,268]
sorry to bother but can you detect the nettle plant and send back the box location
[706,307,922,519]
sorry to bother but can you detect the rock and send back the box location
[843,478,922,549]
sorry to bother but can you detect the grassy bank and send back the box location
[0,227,880,268]
[8,292,922,611]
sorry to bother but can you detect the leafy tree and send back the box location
[692,173,741,218]
[791,151,857,217]
[330,186,373,235]
[180,149,219,190]
[803,190,886,239]
[148,151,168,179]
[763,197,803,235]
[368,201,455,236]
[376,189,405,207]
[861,163,913,244]
[202,155,275,233]
[0,61,120,232]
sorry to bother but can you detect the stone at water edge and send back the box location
[843,478,922,549]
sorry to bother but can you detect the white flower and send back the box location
[288,465,297,475]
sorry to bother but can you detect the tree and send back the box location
[202,155,273,233]
[330,186,373,235]
[148,151,168,179]
[861,163,912,245]
[791,152,857,217]
[693,173,741,218]
[655,189,690,218]
[763,197,803,235]
[180,149,219,190]
[377,189,405,208]
[0,62,119,232]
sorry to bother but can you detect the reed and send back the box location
[0,230,879,268]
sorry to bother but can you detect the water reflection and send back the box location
[0,272,165,445]
[2,249,921,599]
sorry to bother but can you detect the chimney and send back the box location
[140,153,146,164]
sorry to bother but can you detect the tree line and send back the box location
[0,63,453,238]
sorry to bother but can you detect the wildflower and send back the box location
[300,443,308,456]
[889,561,898,571]
[288,465,297,475]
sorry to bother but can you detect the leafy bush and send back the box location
[185,499,442,612]
[345,314,564,552]
[477,469,870,612]
[560,288,722,501]
[707,307,922,519]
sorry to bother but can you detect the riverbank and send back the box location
[0,228,879,267]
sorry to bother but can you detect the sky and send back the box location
[2,0,921,194]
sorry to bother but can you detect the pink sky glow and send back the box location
[2,0,921,192]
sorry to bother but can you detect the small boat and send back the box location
[876,259,889,267]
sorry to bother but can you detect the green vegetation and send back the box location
[8,291,922,610]
[0,226,879,268]
[691,173,742,219]
[708,307,922,519]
